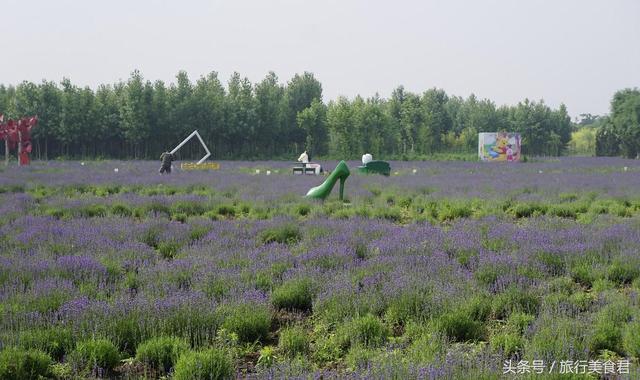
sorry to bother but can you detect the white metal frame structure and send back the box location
[170,130,211,164]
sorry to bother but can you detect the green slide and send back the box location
[305,161,350,201]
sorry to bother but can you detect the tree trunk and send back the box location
[18,131,22,166]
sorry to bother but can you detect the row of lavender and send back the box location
[1,157,640,200]
[0,158,639,379]
[1,215,639,377]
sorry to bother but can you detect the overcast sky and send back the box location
[1,0,638,117]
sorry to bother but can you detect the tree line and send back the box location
[0,70,574,160]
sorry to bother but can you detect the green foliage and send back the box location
[256,346,277,369]
[344,345,379,370]
[106,314,144,354]
[436,309,484,342]
[568,127,597,156]
[607,260,640,285]
[71,338,121,372]
[527,316,587,362]
[157,240,182,260]
[259,224,302,245]
[135,336,189,373]
[570,261,600,287]
[0,347,52,380]
[173,348,233,380]
[491,331,524,357]
[278,326,309,357]
[492,286,540,319]
[343,314,389,348]
[590,318,624,355]
[18,327,74,360]
[384,290,433,325]
[0,73,608,159]
[623,320,640,358]
[508,202,547,218]
[272,277,314,311]
[405,331,444,365]
[507,312,535,334]
[221,303,271,343]
[216,205,236,218]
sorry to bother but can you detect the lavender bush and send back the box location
[0,158,639,379]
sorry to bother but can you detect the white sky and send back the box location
[1,0,639,117]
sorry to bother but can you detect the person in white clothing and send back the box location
[298,151,309,164]
[362,153,373,165]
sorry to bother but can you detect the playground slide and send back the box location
[306,161,350,200]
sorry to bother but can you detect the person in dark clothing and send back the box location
[159,151,175,174]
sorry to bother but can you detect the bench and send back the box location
[293,162,321,175]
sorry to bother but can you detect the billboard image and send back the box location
[478,132,521,162]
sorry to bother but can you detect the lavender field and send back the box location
[1,158,640,379]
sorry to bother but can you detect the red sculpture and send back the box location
[0,114,37,165]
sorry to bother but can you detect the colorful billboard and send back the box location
[478,132,521,162]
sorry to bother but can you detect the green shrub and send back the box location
[295,204,311,216]
[344,314,389,348]
[254,271,273,291]
[189,225,210,241]
[256,346,277,369]
[474,265,503,287]
[110,203,132,217]
[590,319,623,355]
[278,326,309,357]
[491,331,524,357]
[465,293,493,322]
[172,213,188,223]
[527,316,587,362]
[384,290,433,325]
[570,262,598,287]
[204,278,231,300]
[72,338,120,372]
[107,314,144,354]
[509,203,547,218]
[547,203,583,219]
[607,261,640,285]
[203,210,220,220]
[373,206,402,222]
[491,286,540,319]
[216,205,236,218]
[173,349,233,380]
[77,204,108,218]
[437,202,473,222]
[135,336,189,373]
[311,328,345,364]
[146,201,171,216]
[592,278,615,292]
[259,224,302,245]
[221,304,271,343]
[44,207,70,220]
[623,320,640,357]
[173,201,206,216]
[140,225,162,248]
[345,345,379,370]
[405,332,444,365]
[0,347,52,380]
[436,309,484,342]
[18,327,74,360]
[506,312,535,334]
[158,240,182,260]
[272,278,314,311]
[536,252,566,275]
